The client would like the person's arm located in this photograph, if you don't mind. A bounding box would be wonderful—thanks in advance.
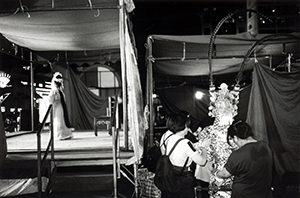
[215,167,232,179]
[190,146,207,166]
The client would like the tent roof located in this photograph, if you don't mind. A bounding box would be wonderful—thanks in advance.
[149,32,300,77]
[0,0,135,53]
[0,0,135,84]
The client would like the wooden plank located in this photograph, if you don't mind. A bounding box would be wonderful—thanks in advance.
[55,158,130,167]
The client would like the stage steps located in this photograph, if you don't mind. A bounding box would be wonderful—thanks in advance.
[50,164,114,192]
[3,148,135,197]
[49,159,134,197]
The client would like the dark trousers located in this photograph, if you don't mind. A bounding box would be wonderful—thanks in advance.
[196,179,210,198]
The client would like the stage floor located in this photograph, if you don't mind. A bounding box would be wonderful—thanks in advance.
[2,130,135,197]
[5,129,134,163]
[6,129,126,152]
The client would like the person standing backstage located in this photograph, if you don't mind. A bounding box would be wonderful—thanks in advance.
[49,72,73,140]
[215,120,273,198]
[159,112,209,198]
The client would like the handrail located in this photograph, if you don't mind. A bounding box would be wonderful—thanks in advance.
[111,93,138,197]
[37,104,53,198]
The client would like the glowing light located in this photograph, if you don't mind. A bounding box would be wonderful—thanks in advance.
[195,91,204,99]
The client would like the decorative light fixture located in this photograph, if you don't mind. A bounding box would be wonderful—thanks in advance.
[202,9,275,197]
[208,83,239,126]
[201,83,239,197]
[0,72,11,88]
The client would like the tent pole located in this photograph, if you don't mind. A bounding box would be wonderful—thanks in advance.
[30,52,34,131]
[119,0,128,151]
[146,36,154,147]
[0,6,119,14]
[247,0,258,35]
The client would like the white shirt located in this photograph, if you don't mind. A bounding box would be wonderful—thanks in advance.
[160,130,198,167]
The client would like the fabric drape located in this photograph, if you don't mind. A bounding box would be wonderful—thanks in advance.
[246,61,300,177]
[54,64,108,130]
[0,111,7,175]
[124,13,145,164]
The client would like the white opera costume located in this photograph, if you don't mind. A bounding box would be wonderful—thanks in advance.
[48,72,73,140]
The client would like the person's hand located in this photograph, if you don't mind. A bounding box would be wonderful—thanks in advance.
[193,142,202,153]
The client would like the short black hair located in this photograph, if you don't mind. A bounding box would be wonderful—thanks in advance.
[227,120,253,146]
[166,112,187,133]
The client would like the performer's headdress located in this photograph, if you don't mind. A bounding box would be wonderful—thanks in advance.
[53,72,63,83]
[51,72,64,90]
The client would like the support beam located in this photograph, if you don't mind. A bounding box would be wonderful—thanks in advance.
[119,0,128,151]
[247,0,258,36]
[146,36,154,148]
[30,52,34,131]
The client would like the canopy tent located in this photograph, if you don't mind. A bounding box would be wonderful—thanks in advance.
[0,0,144,133]
[0,0,135,51]
[146,32,300,130]
[147,32,299,77]
[0,0,145,189]
[0,0,135,127]
[146,32,300,178]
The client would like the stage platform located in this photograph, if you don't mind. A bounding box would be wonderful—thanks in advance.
[2,130,136,197]
[5,129,134,165]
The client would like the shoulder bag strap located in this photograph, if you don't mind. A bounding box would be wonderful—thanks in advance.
[167,138,184,156]
[180,157,189,174]
[168,138,190,174]
[161,133,173,149]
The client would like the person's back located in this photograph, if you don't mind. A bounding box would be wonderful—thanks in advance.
[226,141,273,198]
[216,120,273,198]
[157,112,208,198]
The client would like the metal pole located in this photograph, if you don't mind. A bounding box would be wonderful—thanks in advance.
[30,52,34,131]
[146,36,154,147]
[112,126,118,198]
[119,0,128,150]
[134,163,139,198]
[50,109,54,162]
[37,128,42,198]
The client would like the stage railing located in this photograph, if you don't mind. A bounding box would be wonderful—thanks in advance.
[109,94,138,198]
[37,104,53,198]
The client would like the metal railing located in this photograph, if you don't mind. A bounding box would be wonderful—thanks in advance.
[37,104,53,198]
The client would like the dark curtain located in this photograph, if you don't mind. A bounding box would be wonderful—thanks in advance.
[54,64,108,130]
[0,111,7,176]
[156,85,212,131]
[156,84,251,131]
[246,62,300,177]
